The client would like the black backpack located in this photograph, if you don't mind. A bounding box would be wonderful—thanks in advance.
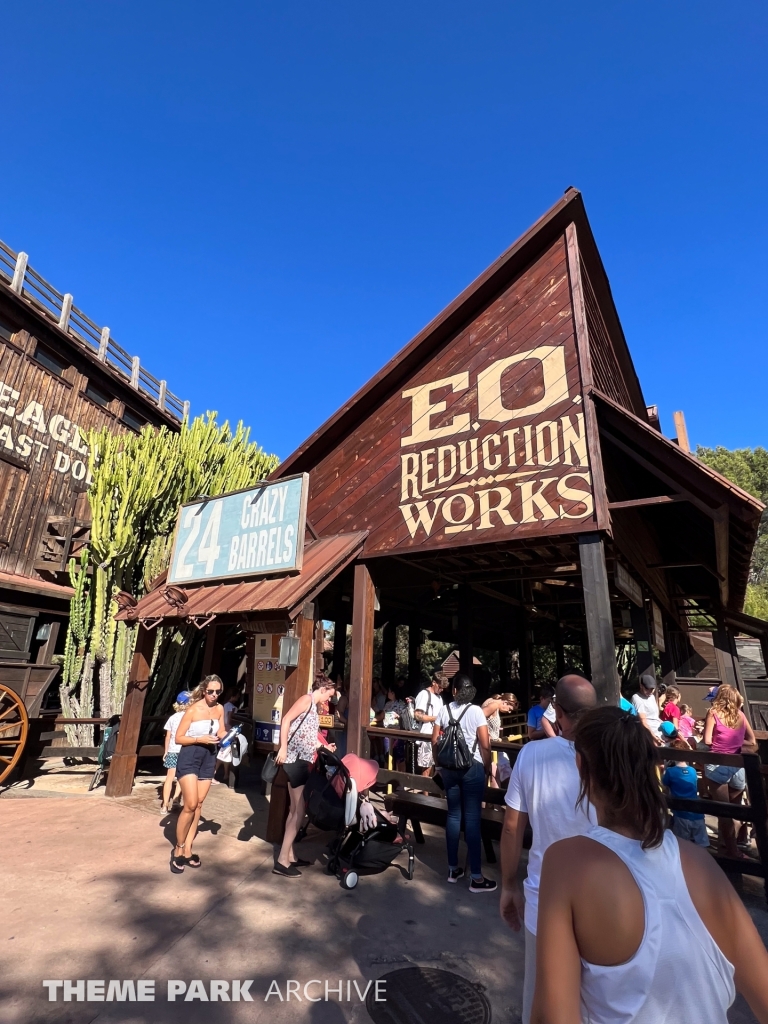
[100,716,121,764]
[435,704,476,771]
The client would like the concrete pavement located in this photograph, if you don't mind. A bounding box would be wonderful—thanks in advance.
[1,767,766,1024]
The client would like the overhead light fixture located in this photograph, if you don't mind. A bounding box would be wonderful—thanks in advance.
[279,629,300,668]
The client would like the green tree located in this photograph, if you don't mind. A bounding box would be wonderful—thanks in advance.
[60,414,278,743]
[697,445,768,619]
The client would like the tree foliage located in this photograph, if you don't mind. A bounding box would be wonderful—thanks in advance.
[697,445,768,620]
[60,414,278,742]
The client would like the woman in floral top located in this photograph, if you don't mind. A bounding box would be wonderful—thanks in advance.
[274,675,337,877]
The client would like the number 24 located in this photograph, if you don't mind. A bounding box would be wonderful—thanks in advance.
[175,502,222,578]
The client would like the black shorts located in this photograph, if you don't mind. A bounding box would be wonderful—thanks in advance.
[282,758,312,789]
[176,743,217,781]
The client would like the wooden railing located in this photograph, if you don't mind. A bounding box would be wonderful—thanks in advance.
[0,239,188,422]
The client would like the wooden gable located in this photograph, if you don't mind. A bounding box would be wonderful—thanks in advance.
[277,190,649,559]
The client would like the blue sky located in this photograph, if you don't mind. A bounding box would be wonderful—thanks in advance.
[1,2,765,460]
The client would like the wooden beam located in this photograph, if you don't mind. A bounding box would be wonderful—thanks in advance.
[607,495,685,510]
[673,411,690,453]
[265,605,314,843]
[331,613,347,681]
[578,533,620,705]
[347,563,375,756]
[630,602,654,678]
[381,620,396,689]
[314,619,325,678]
[713,506,730,607]
[408,616,421,692]
[105,624,156,797]
[458,584,473,679]
[200,623,219,678]
[565,223,611,532]
[647,562,724,581]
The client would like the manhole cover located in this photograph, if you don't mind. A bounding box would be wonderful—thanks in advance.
[366,967,491,1024]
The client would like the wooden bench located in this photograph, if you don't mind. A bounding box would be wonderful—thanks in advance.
[376,768,528,864]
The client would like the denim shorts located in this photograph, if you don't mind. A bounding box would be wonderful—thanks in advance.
[672,816,709,847]
[704,764,746,791]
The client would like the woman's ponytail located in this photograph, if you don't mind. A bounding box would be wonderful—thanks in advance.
[574,706,667,849]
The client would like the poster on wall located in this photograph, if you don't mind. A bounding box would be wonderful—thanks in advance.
[251,634,286,744]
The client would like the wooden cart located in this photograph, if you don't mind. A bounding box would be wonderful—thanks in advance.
[0,663,60,785]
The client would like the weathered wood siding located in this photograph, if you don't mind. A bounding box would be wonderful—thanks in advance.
[307,236,600,556]
[0,294,176,580]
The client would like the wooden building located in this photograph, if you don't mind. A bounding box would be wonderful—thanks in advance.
[0,239,187,711]
[113,188,764,798]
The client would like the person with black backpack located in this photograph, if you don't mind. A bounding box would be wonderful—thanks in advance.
[431,673,496,893]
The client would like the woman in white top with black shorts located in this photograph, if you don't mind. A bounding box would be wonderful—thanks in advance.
[171,674,226,873]
[533,705,768,1023]
[431,673,495,893]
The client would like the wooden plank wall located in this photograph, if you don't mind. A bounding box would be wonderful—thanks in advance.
[306,236,599,556]
[580,257,634,412]
[0,306,172,580]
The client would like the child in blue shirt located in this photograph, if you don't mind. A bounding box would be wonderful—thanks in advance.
[662,739,709,847]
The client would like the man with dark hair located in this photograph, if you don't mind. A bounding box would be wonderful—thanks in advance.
[500,673,598,1024]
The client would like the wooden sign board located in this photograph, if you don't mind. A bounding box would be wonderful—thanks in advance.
[168,473,309,585]
[305,238,598,555]
[615,561,643,607]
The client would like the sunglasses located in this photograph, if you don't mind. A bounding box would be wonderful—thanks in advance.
[205,688,222,696]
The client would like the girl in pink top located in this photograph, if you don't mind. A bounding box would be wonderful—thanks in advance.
[702,685,756,858]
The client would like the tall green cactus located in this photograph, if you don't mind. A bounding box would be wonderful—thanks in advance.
[60,413,278,726]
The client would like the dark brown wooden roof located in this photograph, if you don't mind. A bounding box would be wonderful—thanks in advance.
[116,531,367,625]
[593,390,763,612]
[275,188,647,479]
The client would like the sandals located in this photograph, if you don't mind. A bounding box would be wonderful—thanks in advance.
[186,854,201,868]
[170,851,186,874]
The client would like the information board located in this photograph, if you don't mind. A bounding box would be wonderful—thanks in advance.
[168,473,308,585]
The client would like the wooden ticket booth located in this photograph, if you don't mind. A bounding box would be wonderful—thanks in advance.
[108,189,763,834]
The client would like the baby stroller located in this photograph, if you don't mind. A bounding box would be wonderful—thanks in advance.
[303,748,415,890]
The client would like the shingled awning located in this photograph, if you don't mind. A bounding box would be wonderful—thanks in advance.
[115,531,367,629]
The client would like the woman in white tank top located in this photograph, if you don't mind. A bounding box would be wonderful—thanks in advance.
[533,706,768,1024]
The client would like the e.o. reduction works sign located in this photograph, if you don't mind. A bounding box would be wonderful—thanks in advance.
[168,474,309,585]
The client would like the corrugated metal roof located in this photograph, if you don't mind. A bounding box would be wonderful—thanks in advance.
[0,570,74,600]
[116,532,367,625]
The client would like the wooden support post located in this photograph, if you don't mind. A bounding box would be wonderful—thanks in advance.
[499,647,511,690]
[630,603,655,679]
[243,633,256,717]
[408,618,421,692]
[98,326,110,361]
[659,618,676,689]
[348,563,375,757]
[131,355,140,388]
[458,584,473,679]
[314,619,325,678]
[382,620,396,689]
[519,618,534,708]
[105,624,156,797]
[555,621,566,679]
[578,532,620,705]
[58,293,73,333]
[331,618,347,681]
[265,606,315,844]
[11,251,28,294]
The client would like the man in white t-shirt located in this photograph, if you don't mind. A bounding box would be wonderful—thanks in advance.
[500,674,597,1024]
[414,673,448,774]
[632,673,662,741]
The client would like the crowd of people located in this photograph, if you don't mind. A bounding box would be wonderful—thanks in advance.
[157,663,768,1020]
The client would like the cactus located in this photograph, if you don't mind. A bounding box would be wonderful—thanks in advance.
[60,413,278,727]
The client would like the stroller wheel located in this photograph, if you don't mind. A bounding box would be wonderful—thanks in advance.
[340,869,359,890]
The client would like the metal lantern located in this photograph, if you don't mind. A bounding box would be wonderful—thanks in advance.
[279,632,300,668]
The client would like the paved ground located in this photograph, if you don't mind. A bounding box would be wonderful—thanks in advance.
[1,761,766,1024]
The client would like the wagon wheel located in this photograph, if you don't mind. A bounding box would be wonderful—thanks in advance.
[0,683,29,785]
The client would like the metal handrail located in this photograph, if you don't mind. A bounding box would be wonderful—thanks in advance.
[0,239,189,422]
